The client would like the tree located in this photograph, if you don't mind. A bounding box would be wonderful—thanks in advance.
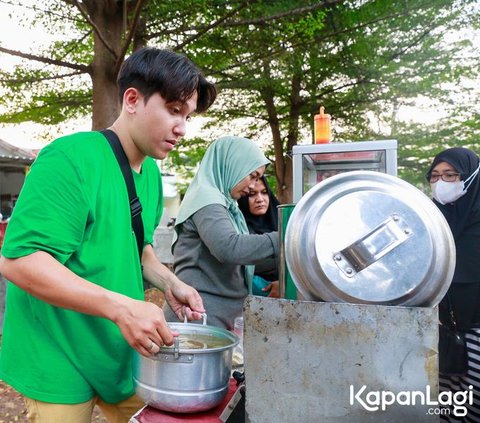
[184,0,480,200]
[1,0,479,202]
[0,0,149,128]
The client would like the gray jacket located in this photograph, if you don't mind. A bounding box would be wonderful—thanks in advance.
[163,203,279,329]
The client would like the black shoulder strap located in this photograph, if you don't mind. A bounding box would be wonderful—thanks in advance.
[101,129,144,261]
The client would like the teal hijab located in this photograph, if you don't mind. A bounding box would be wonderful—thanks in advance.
[173,136,270,292]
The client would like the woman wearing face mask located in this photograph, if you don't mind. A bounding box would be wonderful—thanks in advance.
[426,147,480,421]
[238,176,280,298]
[163,136,279,330]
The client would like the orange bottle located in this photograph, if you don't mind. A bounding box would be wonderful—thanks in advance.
[314,106,331,144]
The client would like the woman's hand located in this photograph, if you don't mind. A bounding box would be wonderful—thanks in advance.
[264,281,280,298]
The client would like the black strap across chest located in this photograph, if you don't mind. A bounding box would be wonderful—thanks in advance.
[101,129,144,261]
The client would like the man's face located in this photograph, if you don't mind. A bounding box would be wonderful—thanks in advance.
[130,90,198,160]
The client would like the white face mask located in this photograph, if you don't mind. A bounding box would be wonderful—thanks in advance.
[431,163,480,205]
[432,180,466,205]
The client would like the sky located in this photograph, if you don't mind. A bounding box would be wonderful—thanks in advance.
[0,0,75,148]
[0,1,477,150]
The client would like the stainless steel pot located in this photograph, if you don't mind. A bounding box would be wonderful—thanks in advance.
[133,314,239,413]
[285,170,455,306]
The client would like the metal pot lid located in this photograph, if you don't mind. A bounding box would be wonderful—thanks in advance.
[285,170,455,306]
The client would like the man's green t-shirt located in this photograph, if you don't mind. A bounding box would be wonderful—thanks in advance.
[0,131,163,404]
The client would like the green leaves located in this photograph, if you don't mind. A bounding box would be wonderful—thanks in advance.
[0,0,478,200]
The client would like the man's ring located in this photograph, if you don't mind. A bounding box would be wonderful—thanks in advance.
[148,341,154,351]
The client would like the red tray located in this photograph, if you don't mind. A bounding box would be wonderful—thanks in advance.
[130,378,239,422]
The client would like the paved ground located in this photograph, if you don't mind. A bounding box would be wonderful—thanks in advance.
[0,377,28,423]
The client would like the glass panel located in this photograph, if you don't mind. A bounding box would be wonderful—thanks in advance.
[302,150,387,197]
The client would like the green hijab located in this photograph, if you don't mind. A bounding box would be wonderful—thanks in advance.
[173,135,270,292]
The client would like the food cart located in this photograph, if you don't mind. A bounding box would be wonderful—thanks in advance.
[242,140,452,422]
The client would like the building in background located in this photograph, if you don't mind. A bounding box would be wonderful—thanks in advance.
[0,138,37,249]
[153,172,181,269]
[0,138,37,219]
[159,173,180,226]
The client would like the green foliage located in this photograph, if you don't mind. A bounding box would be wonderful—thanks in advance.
[162,137,211,195]
[177,0,480,187]
[0,67,90,125]
[396,113,480,189]
[0,0,479,196]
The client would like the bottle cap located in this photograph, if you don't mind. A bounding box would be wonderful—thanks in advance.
[315,106,331,120]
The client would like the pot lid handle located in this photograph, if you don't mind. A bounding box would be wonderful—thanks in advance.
[333,213,412,277]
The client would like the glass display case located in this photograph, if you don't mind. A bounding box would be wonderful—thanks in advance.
[292,140,397,203]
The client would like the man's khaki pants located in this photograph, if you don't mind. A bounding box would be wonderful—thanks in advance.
[24,394,145,423]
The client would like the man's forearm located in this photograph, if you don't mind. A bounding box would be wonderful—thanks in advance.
[141,244,180,292]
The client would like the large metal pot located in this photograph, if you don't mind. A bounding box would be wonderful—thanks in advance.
[133,315,239,413]
[285,170,455,306]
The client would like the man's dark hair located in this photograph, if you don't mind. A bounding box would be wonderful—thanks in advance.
[117,47,216,113]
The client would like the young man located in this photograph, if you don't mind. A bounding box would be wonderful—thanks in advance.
[0,47,216,422]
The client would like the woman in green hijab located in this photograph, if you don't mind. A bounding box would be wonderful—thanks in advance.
[163,136,279,329]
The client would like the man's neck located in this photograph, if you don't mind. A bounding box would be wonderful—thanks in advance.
[108,122,144,173]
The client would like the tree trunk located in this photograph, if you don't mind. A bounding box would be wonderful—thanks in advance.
[84,1,125,129]
[261,87,288,202]
[278,160,293,204]
[279,75,302,204]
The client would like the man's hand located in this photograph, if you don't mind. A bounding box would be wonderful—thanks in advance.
[141,244,205,322]
[164,280,205,322]
[112,297,179,358]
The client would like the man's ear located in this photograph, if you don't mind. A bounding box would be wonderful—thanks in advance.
[123,87,141,114]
